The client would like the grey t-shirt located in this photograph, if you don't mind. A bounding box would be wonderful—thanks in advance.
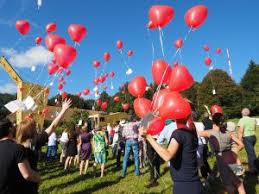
[208,130,231,153]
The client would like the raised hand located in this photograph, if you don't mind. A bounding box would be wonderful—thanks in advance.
[62,98,72,111]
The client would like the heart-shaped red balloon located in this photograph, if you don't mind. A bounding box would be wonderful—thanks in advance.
[149,5,175,28]
[93,60,101,68]
[48,63,59,75]
[61,92,68,99]
[133,98,152,118]
[128,76,147,97]
[122,103,130,111]
[216,48,221,54]
[46,22,57,33]
[116,40,123,49]
[184,5,208,29]
[16,20,30,35]
[68,24,87,43]
[158,91,191,120]
[110,71,115,77]
[152,88,170,112]
[45,34,66,52]
[54,44,77,69]
[35,37,42,45]
[210,105,223,115]
[77,92,81,97]
[152,59,172,85]
[147,117,165,136]
[114,96,120,102]
[204,57,212,66]
[57,83,63,91]
[101,102,108,111]
[103,52,111,62]
[96,99,102,107]
[168,64,194,92]
[83,89,90,95]
[203,44,209,52]
[174,38,183,49]
[127,50,133,57]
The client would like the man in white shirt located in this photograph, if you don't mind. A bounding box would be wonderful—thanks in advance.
[47,132,57,161]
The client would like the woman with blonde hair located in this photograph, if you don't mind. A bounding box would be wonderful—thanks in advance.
[16,98,72,194]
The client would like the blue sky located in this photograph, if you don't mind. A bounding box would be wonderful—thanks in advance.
[0,0,259,98]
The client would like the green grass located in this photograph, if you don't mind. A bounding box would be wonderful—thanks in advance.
[39,127,259,194]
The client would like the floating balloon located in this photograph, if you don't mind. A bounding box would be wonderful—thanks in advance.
[204,57,212,66]
[77,92,81,97]
[152,60,172,85]
[169,64,194,92]
[96,99,101,107]
[58,66,64,73]
[203,44,209,52]
[133,98,152,118]
[147,20,156,30]
[45,34,66,52]
[147,117,165,136]
[58,83,63,91]
[148,5,175,28]
[68,24,87,43]
[99,76,106,83]
[174,38,184,49]
[61,92,68,99]
[104,73,109,78]
[114,96,120,102]
[103,52,111,62]
[116,40,123,49]
[59,77,64,82]
[93,60,101,68]
[152,88,170,111]
[128,76,147,97]
[101,102,108,111]
[35,37,42,45]
[127,50,133,57]
[66,69,71,76]
[16,20,30,35]
[46,22,57,33]
[184,5,208,29]
[216,48,221,54]
[48,63,59,75]
[211,105,223,115]
[122,103,130,111]
[158,92,191,120]
[53,44,77,69]
[83,89,90,95]
[94,78,99,85]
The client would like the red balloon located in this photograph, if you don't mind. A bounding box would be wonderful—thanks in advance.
[59,77,64,82]
[211,105,223,115]
[116,40,123,49]
[35,37,42,45]
[16,20,30,35]
[83,89,90,95]
[147,117,165,136]
[45,34,66,52]
[93,60,101,68]
[48,63,59,75]
[184,5,208,29]
[152,88,170,111]
[110,71,115,77]
[46,22,57,33]
[96,99,102,107]
[203,44,209,52]
[53,44,77,69]
[128,76,147,97]
[152,60,172,85]
[148,5,175,28]
[158,92,191,120]
[57,83,63,91]
[114,96,120,102]
[169,64,194,92]
[68,24,87,43]
[61,92,68,99]
[101,102,108,111]
[147,20,156,30]
[104,73,109,78]
[216,48,221,54]
[58,66,64,73]
[204,57,212,66]
[66,69,71,76]
[103,52,111,62]
[77,92,81,97]
[122,103,130,111]
[128,50,133,57]
[42,107,49,114]
[99,76,106,83]
[174,38,184,49]
[134,98,152,118]
[94,78,99,85]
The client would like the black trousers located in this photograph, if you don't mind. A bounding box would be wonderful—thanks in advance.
[146,141,160,183]
[200,144,212,178]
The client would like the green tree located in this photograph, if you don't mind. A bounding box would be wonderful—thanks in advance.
[0,93,16,119]
[69,111,89,126]
[197,69,242,118]
[182,82,200,110]
[240,61,259,115]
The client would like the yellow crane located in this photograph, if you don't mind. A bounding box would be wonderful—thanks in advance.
[0,56,49,130]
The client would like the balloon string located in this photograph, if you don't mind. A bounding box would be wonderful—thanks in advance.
[147,29,155,64]
[158,27,165,58]
[118,49,130,72]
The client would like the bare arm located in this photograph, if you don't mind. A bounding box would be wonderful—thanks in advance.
[45,99,72,136]
[198,130,211,138]
[18,160,41,183]
[238,127,244,141]
[230,133,244,151]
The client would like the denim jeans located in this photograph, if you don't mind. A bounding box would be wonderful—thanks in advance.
[243,135,258,173]
[122,139,140,177]
[47,145,57,160]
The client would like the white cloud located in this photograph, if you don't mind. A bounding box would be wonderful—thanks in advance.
[0,83,17,94]
[1,46,53,68]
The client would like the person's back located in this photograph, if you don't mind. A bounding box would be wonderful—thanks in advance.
[0,139,25,194]
[93,131,105,153]
[170,128,199,182]
[238,116,256,137]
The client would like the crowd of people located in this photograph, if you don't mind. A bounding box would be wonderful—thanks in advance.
[0,97,258,194]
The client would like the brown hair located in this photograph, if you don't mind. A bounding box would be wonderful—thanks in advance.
[16,120,37,144]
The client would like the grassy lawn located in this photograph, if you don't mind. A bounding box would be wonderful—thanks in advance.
[39,127,259,194]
